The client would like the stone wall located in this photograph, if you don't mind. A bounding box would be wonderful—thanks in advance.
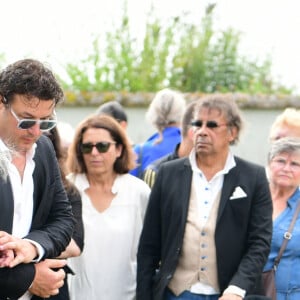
[63,91,300,109]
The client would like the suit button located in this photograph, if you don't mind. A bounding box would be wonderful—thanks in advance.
[166,274,173,279]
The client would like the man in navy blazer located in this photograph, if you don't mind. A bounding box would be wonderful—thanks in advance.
[137,95,273,300]
[0,59,74,299]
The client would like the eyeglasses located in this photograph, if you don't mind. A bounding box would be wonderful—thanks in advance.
[191,120,228,129]
[271,158,300,172]
[10,106,57,132]
[80,141,116,154]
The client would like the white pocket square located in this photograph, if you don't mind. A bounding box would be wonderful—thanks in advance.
[230,186,247,200]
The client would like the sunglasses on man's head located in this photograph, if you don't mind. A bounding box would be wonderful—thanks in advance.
[191,120,227,129]
[80,141,116,154]
[10,106,57,132]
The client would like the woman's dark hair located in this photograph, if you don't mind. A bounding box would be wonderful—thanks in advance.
[45,126,78,195]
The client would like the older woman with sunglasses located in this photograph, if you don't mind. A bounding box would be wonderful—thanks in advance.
[263,137,300,300]
[66,114,150,300]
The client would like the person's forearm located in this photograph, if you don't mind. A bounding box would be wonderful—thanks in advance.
[57,238,81,258]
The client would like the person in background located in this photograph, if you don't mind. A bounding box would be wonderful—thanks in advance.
[96,100,133,145]
[38,126,84,300]
[96,100,128,130]
[130,88,186,178]
[269,108,300,142]
[66,114,150,300]
[0,58,74,299]
[56,121,75,151]
[137,94,273,300]
[263,137,300,300]
[143,100,196,188]
[265,107,300,179]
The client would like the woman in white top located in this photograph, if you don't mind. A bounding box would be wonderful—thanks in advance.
[66,114,150,300]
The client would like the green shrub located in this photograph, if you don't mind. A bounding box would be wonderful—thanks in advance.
[61,2,290,96]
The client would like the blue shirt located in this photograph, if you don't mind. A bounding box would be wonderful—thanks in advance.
[264,188,300,297]
[130,127,181,177]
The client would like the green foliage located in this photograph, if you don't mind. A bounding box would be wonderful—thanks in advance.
[60,2,291,95]
[104,1,136,91]
[170,5,215,92]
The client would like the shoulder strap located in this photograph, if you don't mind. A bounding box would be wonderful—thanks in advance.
[274,199,300,269]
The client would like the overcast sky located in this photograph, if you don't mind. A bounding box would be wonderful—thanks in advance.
[1,0,299,93]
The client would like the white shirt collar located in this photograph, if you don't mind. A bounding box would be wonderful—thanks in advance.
[0,139,37,161]
[68,172,121,195]
[189,148,236,177]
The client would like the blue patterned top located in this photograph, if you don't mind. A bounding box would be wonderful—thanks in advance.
[264,187,300,296]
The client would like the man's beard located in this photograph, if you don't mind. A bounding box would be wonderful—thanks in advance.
[0,137,18,181]
[0,150,12,181]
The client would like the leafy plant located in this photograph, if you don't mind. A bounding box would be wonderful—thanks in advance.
[59,2,291,95]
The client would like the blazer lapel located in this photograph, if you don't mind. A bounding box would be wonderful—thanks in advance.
[31,143,47,229]
[181,159,193,214]
[217,164,240,222]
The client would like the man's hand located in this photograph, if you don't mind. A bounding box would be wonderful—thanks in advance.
[0,231,16,267]
[0,232,38,267]
[29,259,67,298]
[0,249,14,267]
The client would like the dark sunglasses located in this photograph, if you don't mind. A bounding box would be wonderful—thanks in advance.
[191,120,227,129]
[80,141,116,154]
[10,106,57,132]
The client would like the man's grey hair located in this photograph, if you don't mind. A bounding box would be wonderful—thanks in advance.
[146,88,186,132]
[268,137,300,162]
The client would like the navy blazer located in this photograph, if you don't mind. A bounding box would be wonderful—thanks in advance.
[137,156,273,300]
[0,135,75,299]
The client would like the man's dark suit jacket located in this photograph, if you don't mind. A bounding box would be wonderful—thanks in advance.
[0,135,75,299]
[137,156,273,300]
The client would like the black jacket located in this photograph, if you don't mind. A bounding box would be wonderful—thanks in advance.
[0,135,75,299]
[137,156,273,300]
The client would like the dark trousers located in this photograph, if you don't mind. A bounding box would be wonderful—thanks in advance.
[165,289,219,300]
